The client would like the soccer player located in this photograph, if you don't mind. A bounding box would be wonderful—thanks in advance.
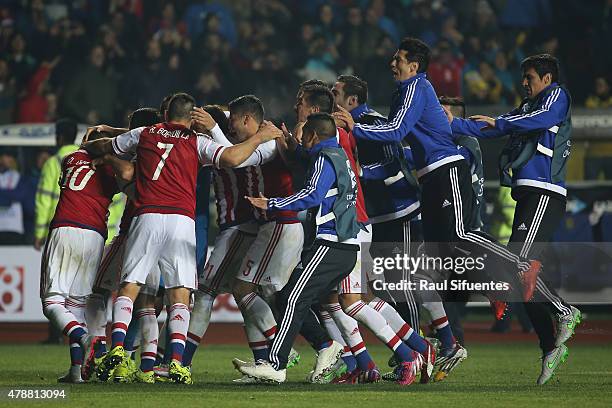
[83,93,281,384]
[445,54,581,385]
[40,130,120,383]
[86,107,163,383]
[180,102,281,372]
[287,85,431,385]
[238,112,361,383]
[332,38,530,373]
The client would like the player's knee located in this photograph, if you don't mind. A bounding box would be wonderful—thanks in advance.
[232,279,257,301]
[338,293,361,310]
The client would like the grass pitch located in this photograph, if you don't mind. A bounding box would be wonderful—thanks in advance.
[1,343,610,408]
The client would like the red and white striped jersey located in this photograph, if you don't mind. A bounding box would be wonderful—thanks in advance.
[213,149,298,228]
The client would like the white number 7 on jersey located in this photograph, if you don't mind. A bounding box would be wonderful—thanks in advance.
[152,142,174,180]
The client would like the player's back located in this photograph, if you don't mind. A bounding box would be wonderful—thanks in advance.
[51,150,118,239]
[134,123,200,219]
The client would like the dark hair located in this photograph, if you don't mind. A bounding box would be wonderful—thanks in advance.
[337,75,368,104]
[303,112,337,140]
[520,54,559,83]
[129,107,160,129]
[302,84,335,114]
[203,105,230,135]
[398,37,431,73]
[167,92,196,121]
[159,94,173,117]
[228,94,264,124]
[438,96,466,118]
[55,118,77,145]
[299,78,327,90]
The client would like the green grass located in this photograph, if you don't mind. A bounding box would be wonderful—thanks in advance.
[1,343,611,407]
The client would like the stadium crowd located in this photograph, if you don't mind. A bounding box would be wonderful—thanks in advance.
[0,0,611,127]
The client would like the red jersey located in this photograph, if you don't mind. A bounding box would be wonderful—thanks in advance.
[118,199,137,234]
[338,128,368,223]
[50,150,119,239]
[112,123,226,219]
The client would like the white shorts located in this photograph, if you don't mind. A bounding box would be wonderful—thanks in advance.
[199,223,258,295]
[338,225,372,295]
[40,227,105,298]
[93,233,161,296]
[122,213,196,290]
[236,222,304,297]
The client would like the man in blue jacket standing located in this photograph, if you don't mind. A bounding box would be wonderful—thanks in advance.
[333,37,543,376]
[446,54,580,385]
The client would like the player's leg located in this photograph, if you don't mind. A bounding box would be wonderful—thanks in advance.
[40,227,104,383]
[507,192,578,385]
[183,227,255,367]
[97,214,160,380]
[159,214,199,384]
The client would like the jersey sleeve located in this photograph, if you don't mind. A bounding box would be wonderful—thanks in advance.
[352,80,425,142]
[196,135,226,168]
[268,156,335,211]
[209,125,278,167]
[495,88,569,134]
[112,127,144,155]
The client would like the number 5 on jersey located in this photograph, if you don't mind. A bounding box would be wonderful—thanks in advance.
[152,142,174,180]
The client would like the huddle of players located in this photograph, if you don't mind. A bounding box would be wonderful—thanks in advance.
[40,37,580,387]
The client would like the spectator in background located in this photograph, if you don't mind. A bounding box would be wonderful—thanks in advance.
[428,40,464,97]
[0,148,31,244]
[585,77,612,108]
[0,58,16,124]
[7,32,37,89]
[33,118,78,251]
[493,51,518,105]
[61,45,118,124]
[341,6,367,70]
[17,57,60,123]
[464,61,502,104]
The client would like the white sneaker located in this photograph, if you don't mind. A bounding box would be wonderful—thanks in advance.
[555,306,581,347]
[232,357,254,370]
[537,344,569,385]
[238,361,286,383]
[232,375,260,384]
[57,365,84,383]
[311,340,343,383]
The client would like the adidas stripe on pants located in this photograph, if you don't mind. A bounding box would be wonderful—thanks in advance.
[269,239,358,370]
[508,188,572,352]
[420,161,529,288]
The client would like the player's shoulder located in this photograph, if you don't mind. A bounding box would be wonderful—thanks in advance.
[64,149,91,164]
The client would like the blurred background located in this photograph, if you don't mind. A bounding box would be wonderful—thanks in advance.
[0,0,610,339]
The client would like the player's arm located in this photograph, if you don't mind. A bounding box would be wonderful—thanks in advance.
[217,125,281,168]
[493,89,569,134]
[33,158,59,246]
[351,84,425,142]
[83,127,144,157]
[265,156,335,211]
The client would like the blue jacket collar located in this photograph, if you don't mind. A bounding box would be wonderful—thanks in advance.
[307,136,340,156]
[396,72,426,88]
[351,103,370,120]
[532,82,558,102]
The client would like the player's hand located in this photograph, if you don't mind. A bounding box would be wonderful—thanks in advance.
[191,107,217,132]
[281,122,298,152]
[293,122,305,144]
[33,237,45,251]
[256,121,283,142]
[469,115,496,130]
[245,193,269,210]
[332,105,355,130]
[441,105,454,123]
